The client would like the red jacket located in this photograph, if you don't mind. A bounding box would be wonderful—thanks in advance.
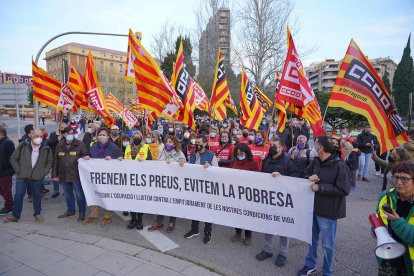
[230,158,259,172]
[248,144,270,171]
[215,144,235,167]
[207,135,220,153]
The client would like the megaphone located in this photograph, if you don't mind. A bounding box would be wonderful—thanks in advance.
[369,213,406,259]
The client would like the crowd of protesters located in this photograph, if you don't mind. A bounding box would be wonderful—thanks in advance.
[1,114,414,276]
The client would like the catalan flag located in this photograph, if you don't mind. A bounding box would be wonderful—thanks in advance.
[67,67,89,111]
[210,48,231,121]
[171,40,196,129]
[328,39,408,153]
[193,82,209,112]
[84,52,115,127]
[277,27,325,136]
[32,61,62,110]
[107,93,138,129]
[240,69,264,130]
[126,29,182,116]
[254,86,272,112]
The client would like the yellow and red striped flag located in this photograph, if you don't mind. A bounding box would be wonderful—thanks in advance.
[84,52,115,127]
[126,29,182,116]
[240,69,264,130]
[277,27,325,136]
[193,82,209,112]
[67,67,90,111]
[225,93,238,115]
[171,40,196,129]
[254,86,272,112]
[32,61,62,110]
[209,48,231,121]
[328,39,408,153]
[107,93,138,129]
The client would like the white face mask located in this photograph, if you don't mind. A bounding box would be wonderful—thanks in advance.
[122,141,130,147]
[33,137,42,145]
[145,138,152,144]
[248,135,255,141]
[190,139,196,145]
[87,128,92,133]
[184,132,190,139]
[169,128,174,133]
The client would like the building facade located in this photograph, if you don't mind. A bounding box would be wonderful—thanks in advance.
[199,7,231,72]
[306,57,397,92]
[0,72,32,85]
[44,43,135,103]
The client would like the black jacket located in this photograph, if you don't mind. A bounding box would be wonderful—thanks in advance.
[261,153,300,177]
[305,155,351,219]
[0,137,15,176]
[357,131,375,153]
[52,139,89,182]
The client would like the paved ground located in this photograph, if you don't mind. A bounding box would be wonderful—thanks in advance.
[0,116,383,275]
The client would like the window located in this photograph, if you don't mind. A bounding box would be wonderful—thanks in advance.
[110,63,114,72]
[82,50,85,53]
[100,61,104,71]
[119,64,123,73]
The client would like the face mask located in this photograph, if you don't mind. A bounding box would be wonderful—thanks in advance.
[111,131,119,136]
[237,156,246,161]
[342,134,347,138]
[255,137,263,144]
[222,124,228,128]
[190,139,196,145]
[87,128,92,133]
[184,132,190,139]
[243,133,248,138]
[269,146,278,156]
[168,128,174,133]
[33,137,42,145]
[165,144,175,151]
[133,138,142,145]
[232,130,238,135]
[123,141,130,147]
[262,121,266,125]
[210,132,216,138]
[296,141,305,149]
[315,146,322,155]
[66,135,74,142]
[98,136,108,143]
[221,138,229,143]
[248,135,255,141]
[231,140,236,145]
[236,135,242,139]
[176,128,180,132]
[145,138,152,144]
[196,144,204,152]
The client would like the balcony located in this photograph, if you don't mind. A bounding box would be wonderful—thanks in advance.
[322,74,337,81]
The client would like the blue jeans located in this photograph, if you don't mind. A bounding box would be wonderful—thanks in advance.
[304,215,337,276]
[53,180,60,192]
[263,234,289,256]
[13,178,43,219]
[62,181,86,214]
[358,152,372,177]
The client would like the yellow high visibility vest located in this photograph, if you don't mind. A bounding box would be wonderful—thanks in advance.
[124,144,149,160]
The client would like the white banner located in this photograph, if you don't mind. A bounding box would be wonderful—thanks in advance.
[78,159,314,243]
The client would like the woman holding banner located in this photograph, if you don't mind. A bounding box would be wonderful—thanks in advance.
[148,135,186,233]
[215,131,234,168]
[229,143,259,245]
[83,127,122,227]
[124,131,152,230]
[248,130,269,170]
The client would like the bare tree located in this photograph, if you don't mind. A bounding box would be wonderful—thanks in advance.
[233,0,296,91]
[150,21,184,62]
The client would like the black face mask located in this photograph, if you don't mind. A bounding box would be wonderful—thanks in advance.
[133,138,142,145]
[388,156,394,163]
[269,146,278,157]
[196,144,204,152]
[242,133,248,138]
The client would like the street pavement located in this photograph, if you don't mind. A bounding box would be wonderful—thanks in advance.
[0,116,382,275]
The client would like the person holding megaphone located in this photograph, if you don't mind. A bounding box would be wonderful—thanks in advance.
[375,161,414,275]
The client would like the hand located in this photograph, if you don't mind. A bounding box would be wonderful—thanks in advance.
[52,177,59,181]
[83,156,90,160]
[203,162,210,169]
[117,157,123,161]
[309,174,320,182]
[179,159,185,167]
[260,152,266,160]
[138,157,143,162]
[272,172,281,178]
[383,209,400,221]
[311,182,319,192]
[104,156,111,160]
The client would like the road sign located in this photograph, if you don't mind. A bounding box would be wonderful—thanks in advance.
[0,83,29,106]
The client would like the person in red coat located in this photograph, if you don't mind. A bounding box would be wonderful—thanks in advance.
[207,126,220,153]
[248,130,269,171]
[229,143,259,246]
[215,131,234,167]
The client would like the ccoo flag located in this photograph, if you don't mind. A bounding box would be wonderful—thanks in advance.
[328,39,408,153]
[240,69,264,130]
[193,82,210,112]
[210,48,231,121]
[276,27,325,136]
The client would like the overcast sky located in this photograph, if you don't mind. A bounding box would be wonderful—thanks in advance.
[0,0,413,76]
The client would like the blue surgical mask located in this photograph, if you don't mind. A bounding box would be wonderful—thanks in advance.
[145,138,152,144]
[66,135,74,142]
[237,156,246,161]
[210,132,216,138]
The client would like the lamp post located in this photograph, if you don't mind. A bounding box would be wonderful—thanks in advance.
[33,31,128,128]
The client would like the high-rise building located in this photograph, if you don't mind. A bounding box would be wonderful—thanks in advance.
[44,43,135,102]
[199,8,231,73]
[306,57,397,92]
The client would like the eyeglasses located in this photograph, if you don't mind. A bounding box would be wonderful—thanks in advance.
[392,175,413,183]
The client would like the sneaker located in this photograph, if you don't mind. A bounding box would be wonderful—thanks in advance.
[184,229,200,239]
[256,250,273,261]
[203,232,211,244]
[274,254,286,267]
[362,177,370,182]
[136,223,143,231]
[77,213,85,222]
[51,191,59,198]
[122,211,129,216]
[231,233,241,243]
[58,212,75,219]
[0,208,12,216]
[297,266,316,276]
[148,223,164,232]
[3,216,19,223]
[34,215,44,223]
[243,237,251,246]
[375,171,381,176]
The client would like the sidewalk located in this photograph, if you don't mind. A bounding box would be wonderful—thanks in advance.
[0,223,220,276]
